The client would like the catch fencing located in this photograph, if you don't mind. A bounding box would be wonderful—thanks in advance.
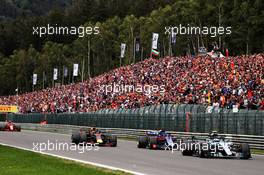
[2,104,264,136]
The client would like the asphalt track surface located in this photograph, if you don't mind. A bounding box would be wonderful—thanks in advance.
[0,130,264,175]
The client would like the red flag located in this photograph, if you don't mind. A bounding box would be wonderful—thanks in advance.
[226,49,229,57]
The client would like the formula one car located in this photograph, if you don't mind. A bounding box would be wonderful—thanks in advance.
[137,130,177,149]
[181,131,251,159]
[0,121,21,132]
[71,128,117,147]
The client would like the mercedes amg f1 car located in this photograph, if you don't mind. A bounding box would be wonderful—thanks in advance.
[181,131,251,159]
[138,130,177,149]
[0,121,21,132]
[71,128,117,147]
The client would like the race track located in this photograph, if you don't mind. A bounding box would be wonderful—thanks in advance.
[0,130,264,175]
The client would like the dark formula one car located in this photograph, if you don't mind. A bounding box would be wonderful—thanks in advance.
[181,131,251,159]
[138,130,177,149]
[0,121,21,132]
[71,128,117,147]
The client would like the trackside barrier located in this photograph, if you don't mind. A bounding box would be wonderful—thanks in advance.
[4,110,264,135]
[19,123,264,150]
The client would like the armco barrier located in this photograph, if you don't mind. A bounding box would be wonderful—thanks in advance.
[19,123,264,150]
[5,110,264,135]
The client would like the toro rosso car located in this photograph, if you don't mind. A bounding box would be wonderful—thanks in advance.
[0,121,21,132]
[181,131,251,159]
[138,130,176,149]
[71,128,117,147]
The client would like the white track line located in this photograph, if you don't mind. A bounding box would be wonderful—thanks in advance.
[0,142,146,175]
[23,129,70,136]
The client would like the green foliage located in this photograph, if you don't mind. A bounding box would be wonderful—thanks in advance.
[0,0,263,95]
[0,0,71,17]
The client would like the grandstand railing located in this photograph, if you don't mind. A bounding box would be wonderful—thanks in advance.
[3,104,264,136]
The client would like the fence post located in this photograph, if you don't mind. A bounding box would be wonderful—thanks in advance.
[185,112,190,132]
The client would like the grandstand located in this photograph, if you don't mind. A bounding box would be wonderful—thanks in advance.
[0,54,263,113]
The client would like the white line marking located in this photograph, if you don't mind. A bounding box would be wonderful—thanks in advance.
[252,154,264,157]
[0,142,146,175]
[23,129,70,136]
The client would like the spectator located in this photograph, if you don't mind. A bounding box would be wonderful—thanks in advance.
[0,54,263,113]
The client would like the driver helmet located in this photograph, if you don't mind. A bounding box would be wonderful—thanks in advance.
[210,131,218,138]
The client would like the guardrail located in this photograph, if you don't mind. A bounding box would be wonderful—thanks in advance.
[6,110,264,136]
[19,123,264,150]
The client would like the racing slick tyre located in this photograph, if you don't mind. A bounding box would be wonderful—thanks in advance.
[182,141,194,156]
[199,149,206,158]
[0,123,5,131]
[199,143,211,158]
[16,125,21,132]
[240,143,251,159]
[149,137,158,149]
[79,132,87,144]
[71,132,80,145]
[109,135,117,147]
[138,136,148,148]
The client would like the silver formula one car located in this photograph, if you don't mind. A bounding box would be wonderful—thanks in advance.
[181,131,251,159]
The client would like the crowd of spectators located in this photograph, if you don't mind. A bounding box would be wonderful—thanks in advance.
[0,54,263,113]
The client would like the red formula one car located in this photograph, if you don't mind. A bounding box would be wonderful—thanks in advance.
[0,121,21,132]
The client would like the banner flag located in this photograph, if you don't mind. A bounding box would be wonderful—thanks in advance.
[152,33,159,49]
[120,43,126,58]
[33,74,37,85]
[135,38,140,52]
[73,64,79,77]
[53,68,58,80]
[226,48,229,57]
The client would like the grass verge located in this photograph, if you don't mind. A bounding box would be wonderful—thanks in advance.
[0,145,129,175]
[251,149,264,155]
